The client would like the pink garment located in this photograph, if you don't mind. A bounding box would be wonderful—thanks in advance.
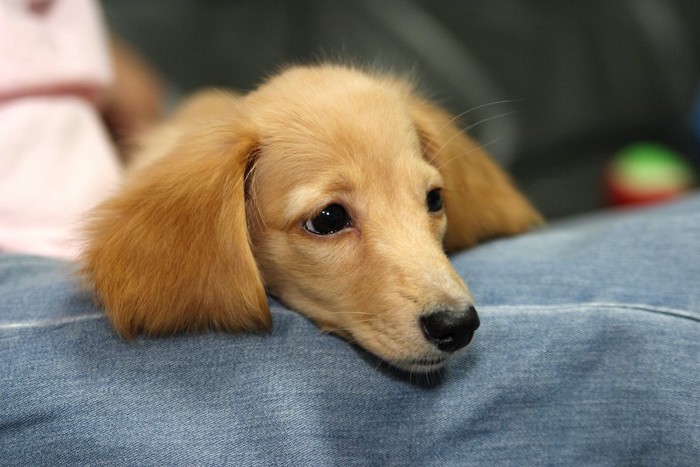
[0,0,122,259]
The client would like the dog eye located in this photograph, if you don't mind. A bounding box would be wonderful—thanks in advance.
[304,204,351,235]
[426,188,443,212]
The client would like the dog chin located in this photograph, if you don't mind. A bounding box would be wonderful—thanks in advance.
[389,355,449,373]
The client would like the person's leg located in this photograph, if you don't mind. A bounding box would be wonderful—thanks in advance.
[1,195,698,465]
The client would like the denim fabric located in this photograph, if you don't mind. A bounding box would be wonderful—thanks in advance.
[1,195,699,466]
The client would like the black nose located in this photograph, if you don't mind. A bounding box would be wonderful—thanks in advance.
[420,306,480,353]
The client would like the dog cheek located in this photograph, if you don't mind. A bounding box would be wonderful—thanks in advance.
[252,232,329,303]
[435,215,448,241]
[250,233,287,296]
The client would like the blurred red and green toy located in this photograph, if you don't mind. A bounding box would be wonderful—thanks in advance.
[605,143,697,206]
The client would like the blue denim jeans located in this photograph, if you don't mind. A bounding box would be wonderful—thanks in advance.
[1,195,699,466]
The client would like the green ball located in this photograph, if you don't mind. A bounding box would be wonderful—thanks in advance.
[612,143,695,191]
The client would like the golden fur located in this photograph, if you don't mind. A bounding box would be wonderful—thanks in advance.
[81,65,541,371]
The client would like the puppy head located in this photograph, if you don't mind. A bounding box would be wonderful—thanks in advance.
[81,65,540,372]
[244,66,540,370]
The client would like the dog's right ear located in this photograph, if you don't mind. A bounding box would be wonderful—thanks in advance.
[80,122,271,338]
[409,97,543,252]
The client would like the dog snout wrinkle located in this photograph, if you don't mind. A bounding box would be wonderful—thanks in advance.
[420,306,480,353]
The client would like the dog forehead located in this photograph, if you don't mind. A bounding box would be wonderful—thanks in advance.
[253,106,436,192]
[250,79,436,179]
[250,67,417,148]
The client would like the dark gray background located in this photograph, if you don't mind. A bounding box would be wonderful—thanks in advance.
[103,0,700,218]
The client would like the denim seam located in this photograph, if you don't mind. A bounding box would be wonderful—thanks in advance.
[484,302,700,323]
[0,312,103,330]
[1,303,697,331]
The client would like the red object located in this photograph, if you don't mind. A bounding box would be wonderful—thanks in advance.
[604,168,684,207]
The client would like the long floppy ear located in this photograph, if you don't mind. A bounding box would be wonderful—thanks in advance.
[80,122,271,338]
[410,98,543,252]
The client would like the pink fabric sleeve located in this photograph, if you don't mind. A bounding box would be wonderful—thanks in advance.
[0,0,122,259]
[0,0,112,102]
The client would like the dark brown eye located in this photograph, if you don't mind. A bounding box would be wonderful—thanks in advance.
[304,204,351,235]
[427,188,443,212]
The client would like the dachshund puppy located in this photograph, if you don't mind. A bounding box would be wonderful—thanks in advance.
[81,65,541,372]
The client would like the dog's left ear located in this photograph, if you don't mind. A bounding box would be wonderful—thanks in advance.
[410,97,543,252]
[80,123,271,338]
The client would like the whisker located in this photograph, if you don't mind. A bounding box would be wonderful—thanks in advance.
[340,311,375,317]
[374,358,385,372]
[213,87,231,98]
[464,109,520,133]
[434,135,505,171]
[422,99,522,161]
[338,334,368,347]
[429,99,522,144]
[435,98,522,136]
[427,126,466,164]
[342,319,378,327]
[427,109,518,164]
